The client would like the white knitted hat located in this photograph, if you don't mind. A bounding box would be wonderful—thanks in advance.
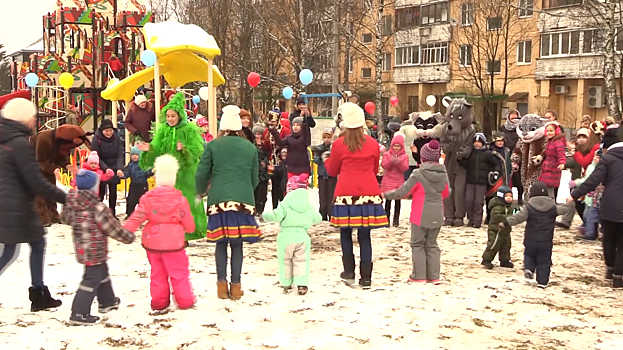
[1,98,37,124]
[340,102,365,129]
[154,154,179,187]
[220,105,242,131]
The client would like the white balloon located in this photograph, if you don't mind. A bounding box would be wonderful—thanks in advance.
[442,96,452,107]
[426,95,436,107]
[199,86,210,100]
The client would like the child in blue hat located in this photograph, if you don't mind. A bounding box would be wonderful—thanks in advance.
[122,146,153,217]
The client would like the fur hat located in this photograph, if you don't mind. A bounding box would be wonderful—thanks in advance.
[75,169,100,193]
[220,105,242,131]
[134,95,147,105]
[576,128,590,138]
[496,185,512,201]
[421,140,441,163]
[322,128,333,137]
[87,151,100,165]
[154,154,179,187]
[474,133,487,144]
[340,102,365,129]
[196,116,208,127]
[529,181,548,198]
[292,116,304,127]
[286,173,309,193]
[492,132,505,142]
[1,98,37,124]
[239,109,252,122]
[252,124,265,135]
[268,109,281,123]
[130,146,141,156]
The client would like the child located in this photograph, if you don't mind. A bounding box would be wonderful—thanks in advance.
[196,115,214,143]
[384,140,450,284]
[122,147,153,217]
[485,132,511,224]
[500,182,572,288]
[262,174,321,295]
[538,122,566,198]
[570,149,603,240]
[60,170,135,325]
[463,133,498,228]
[481,186,514,269]
[271,148,288,209]
[124,155,196,310]
[253,125,271,216]
[314,128,337,221]
[282,117,311,178]
[83,151,114,182]
[380,133,409,227]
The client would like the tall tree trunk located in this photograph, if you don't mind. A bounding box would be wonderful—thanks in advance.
[375,0,385,140]
[343,8,351,90]
[603,1,622,120]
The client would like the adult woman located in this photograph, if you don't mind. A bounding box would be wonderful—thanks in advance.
[196,105,260,300]
[91,119,124,216]
[325,102,389,289]
[0,98,67,311]
[137,92,207,240]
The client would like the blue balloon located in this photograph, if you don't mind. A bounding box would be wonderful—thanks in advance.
[299,69,313,86]
[141,50,157,67]
[25,73,39,88]
[192,95,201,104]
[282,86,294,100]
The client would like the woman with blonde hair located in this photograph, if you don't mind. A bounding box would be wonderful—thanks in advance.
[324,102,389,289]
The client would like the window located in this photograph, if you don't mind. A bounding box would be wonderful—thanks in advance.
[540,31,589,57]
[461,3,474,26]
[517,102,529,117]
[362,33,372,44]
[487,60,501,74]
[421,42,448,65]
[382,53,392,71]
[396,46,417,66]
[408,96,419,112]
[459,44,472,66]
[361,67,372,78]
[381,15,393,36]
[544,0,582,9]
[421,2,448,25]
[394,2,448,29]
[518,0,534,17]
[395,6,420,29]
[487,17,502,30]
[348,55,353,73]
[517,40,532,64]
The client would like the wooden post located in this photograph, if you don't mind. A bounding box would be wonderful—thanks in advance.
[112,100,117,125]
[124,101,130,164]
[207,59,216,137]
[154,58,161,129]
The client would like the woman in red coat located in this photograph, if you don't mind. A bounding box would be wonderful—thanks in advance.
[325,102,389,289]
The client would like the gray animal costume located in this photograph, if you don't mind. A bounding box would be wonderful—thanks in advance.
[510,114,547,201]
[440,99,475,226]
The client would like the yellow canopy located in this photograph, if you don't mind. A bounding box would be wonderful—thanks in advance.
[143,22,221,59]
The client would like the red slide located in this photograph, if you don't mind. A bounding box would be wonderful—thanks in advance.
[0,90,31,110]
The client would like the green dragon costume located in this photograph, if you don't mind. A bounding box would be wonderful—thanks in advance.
[139,92,207,240]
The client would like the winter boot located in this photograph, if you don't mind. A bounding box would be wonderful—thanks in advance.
[453,219,464,227]
[340,254,356,285]
[68,313,100,326]
[500,260,514,268]
[481,259,494,270]
[613,275,623,289]
[98,297,121,314]
[393,211,400,227]
[29,286,62,312]
[229,283,244,300]
[217,281,229,299]
[606,267,614,280]
[359,262,373,290]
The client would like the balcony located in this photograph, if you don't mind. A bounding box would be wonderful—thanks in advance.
[393,64,451,84]
[535,55,605,80]
[394,24,451,47]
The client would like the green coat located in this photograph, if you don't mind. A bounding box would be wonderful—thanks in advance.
[483,197,513,262]
[196,135,259,208]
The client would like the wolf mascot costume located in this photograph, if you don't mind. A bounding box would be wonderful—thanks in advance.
[510,114,547,201]
[440,99,475,226]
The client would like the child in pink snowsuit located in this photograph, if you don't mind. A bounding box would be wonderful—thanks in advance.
[196,116,214,143]
[124,154,196,310]
[72,151,114,187]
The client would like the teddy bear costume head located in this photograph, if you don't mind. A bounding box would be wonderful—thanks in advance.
[54,124,90,155]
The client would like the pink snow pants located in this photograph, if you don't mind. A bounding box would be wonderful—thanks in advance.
[146,250,195,310]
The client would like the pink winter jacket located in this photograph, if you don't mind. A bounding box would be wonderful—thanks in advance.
[380,133,410,192]
[124,186,195,252]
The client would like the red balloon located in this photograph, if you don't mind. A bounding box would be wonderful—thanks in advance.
[247,72,261,88]
[390,96,399,107]
[364,101,375,115]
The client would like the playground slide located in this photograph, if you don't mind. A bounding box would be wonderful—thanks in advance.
[0,90,31,110]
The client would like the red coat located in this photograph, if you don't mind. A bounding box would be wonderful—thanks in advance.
[326,135,381,197]
[108,58,123,71]
[538,135,566,188]
[573,143,600,171]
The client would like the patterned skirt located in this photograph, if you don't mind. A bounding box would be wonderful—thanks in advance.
[330,195,389,229]
[206,201,262,243]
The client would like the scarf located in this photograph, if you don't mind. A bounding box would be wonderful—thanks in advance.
[504,119,517,131]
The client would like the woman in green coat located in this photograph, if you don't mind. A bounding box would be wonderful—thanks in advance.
[136,92,207,241]
[196,105,260,300]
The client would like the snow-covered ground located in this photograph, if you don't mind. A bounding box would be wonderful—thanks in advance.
[1,186,621,350]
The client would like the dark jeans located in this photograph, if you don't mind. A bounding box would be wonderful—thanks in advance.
[215,241,243,283]
[384,200,401,222]
[71,263,116,315]
[0,237,46,287]
[524,240,553,285]
[126,182,148,216]
[254,180,269,215]
[99,181,118,216]
[583,206,600,240]
[600,220,623,276]
[318,177,337,220]
[340,228,372,263]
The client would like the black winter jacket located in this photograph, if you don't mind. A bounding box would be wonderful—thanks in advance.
[571,142,623,222]
[504,196,572,244]
[91,128,124,184]
[0,118,67,244]
[289,110,316,146]
[463,147,498,185]
[499,124,519,151]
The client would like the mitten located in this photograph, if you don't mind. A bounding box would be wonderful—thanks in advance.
[105,169,114,177]
[530,155,543,166]
[321,151,331,162]
[488,171,500,186]
[512,163,519,172]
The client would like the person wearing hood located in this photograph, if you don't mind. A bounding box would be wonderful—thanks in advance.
[384,140,451,284]
[500,110,522,202]
[262,174,322,295]
[567,132,623,289]
[122,146,153,217]
[60,169,135,325]
[380,133,410,227]
[136,92,207,241]
[91,119,125,216]
[64,104,79,126]
[482,186,514,270]
[282,116,311,178]
[288,97,316,146]
[462,133,498,228]
[125,94,155,143]
[125,155,196,311]
[0,98,68,312]
[501,182,573,289]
